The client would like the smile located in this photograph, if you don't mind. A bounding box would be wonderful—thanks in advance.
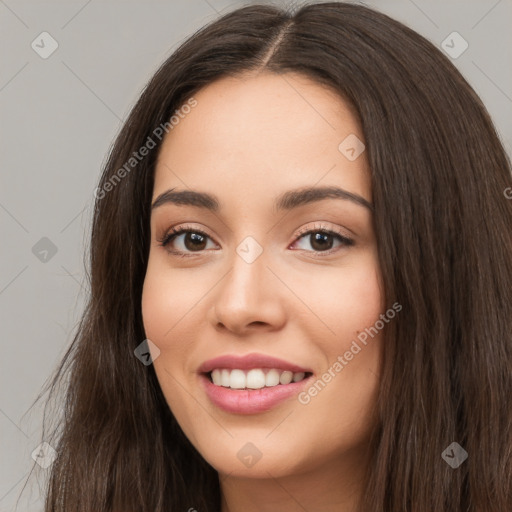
[208,368,310,389]
[197,353,314,414]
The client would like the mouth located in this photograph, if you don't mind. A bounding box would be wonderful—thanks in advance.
[199,369,314,415]
[197,353,314,414]
[203,368,313,389]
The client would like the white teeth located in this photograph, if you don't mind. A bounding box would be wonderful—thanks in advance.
[208,368,309,389]
[229,369,246,389]
[279,371,293,385]
[221,369,230,387]
[246,369,266,389]
[211,369,221,385]
[265,369,280,387]
[293,372,305,382]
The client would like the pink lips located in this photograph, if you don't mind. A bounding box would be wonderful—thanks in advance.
[198,353,313,415]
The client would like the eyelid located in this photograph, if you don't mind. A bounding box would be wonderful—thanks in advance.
[156,223,217,248]
[289,223,354,255]
[293,222,353,242]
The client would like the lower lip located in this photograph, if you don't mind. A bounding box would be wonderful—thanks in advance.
[200,373,312,414]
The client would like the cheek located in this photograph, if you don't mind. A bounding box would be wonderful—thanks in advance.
[141,278,160,339]
[141,268,199,431]
[141,266,187,387]
[141,258,196,344]
[331,258,384,381]
[294,253,383,430]
[334,262,383,333]
[298,252,384,341]
[141,273,172,349]
[141,266,192,368]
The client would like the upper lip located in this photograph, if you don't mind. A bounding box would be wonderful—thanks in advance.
[198,353,312,374]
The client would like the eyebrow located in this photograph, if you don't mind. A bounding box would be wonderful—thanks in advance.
[151,186,374,213]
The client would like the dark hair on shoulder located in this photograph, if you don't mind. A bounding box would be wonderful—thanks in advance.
[24,2,512,511]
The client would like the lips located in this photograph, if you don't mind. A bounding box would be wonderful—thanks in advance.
[197,353,314,414]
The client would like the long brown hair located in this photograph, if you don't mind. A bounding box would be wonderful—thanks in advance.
[27,2,512,511]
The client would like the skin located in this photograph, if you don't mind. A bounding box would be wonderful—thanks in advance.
[141,71,385,512]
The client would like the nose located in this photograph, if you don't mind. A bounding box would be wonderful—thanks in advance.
[208,247,287,336]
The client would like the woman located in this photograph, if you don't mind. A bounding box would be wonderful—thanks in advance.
[35,2,512,511]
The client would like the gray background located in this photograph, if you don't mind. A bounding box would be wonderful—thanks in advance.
[1,0,511,510]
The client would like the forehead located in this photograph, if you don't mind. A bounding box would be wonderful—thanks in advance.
[153,71,371,207]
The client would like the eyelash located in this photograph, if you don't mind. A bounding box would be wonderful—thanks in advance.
[156,223,354,258]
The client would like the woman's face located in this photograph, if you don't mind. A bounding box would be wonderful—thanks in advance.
[142,71,384,481]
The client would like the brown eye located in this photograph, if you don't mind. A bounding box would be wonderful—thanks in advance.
[181,232,208,251]
[292,227,354,255]
[158,227,216,255]
[308,232,335,251]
